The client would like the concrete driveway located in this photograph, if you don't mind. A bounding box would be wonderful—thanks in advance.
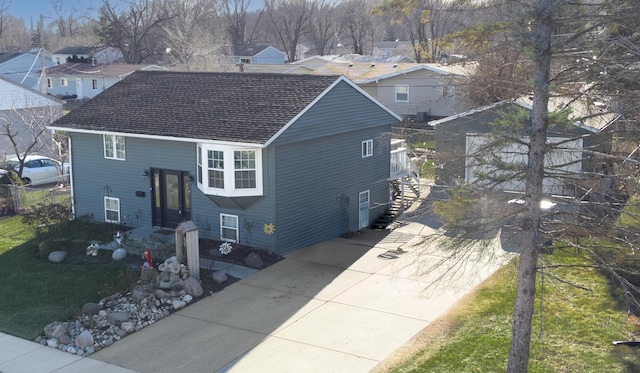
[86,222,513,373]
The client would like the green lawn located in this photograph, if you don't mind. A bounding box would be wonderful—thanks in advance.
[0,215,135,340]
[383,252,640,372]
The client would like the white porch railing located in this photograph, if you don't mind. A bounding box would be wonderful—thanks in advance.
[390,147,409,179]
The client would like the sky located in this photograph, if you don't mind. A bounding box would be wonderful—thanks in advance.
[6,0,101,23]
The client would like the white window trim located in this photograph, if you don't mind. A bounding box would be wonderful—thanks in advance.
[47,78,53,88]
[220,213,239,243]
[92,79,98,90]
[197,144,263,197]
[362,139,374,158]
[60,78,68,86]
[103,134,126,160]
[395,85,409,102]
[104,196,120,223]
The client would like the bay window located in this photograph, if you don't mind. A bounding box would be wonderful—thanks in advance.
[197,144,262,196]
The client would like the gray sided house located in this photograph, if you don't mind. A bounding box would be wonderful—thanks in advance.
[49,71,400,256]
[0,76,63,159]
[0,52,55,90]
[433,99,614,197]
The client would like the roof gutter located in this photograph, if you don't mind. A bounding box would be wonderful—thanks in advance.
[46,126,266,148]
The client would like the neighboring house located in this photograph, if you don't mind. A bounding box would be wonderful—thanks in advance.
[46,63,163,100]
[345,54,417,64]
[48,71,400,256]
[0,51,55,91]
[0,76,63,159]
[310,62,474,121]
[227,63,315,74]
[291,55,351,69]
[51,46,124,65]
[432,99,616,197]
[225,44,287,65]
[372,41,416,58]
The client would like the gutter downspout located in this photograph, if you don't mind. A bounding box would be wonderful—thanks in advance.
[67,135,75,218]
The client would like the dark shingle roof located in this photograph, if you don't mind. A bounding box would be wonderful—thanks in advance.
[52,71,340,144]
[53,46,95,55]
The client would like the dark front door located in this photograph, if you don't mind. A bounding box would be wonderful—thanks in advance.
[151,169,191,228]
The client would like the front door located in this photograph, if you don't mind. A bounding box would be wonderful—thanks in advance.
[359,190,370,229]
[151,169,191,228]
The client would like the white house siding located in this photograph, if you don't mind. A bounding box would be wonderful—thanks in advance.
[465,134,583,196]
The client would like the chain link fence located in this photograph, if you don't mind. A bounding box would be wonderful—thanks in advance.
[0,184,71,216]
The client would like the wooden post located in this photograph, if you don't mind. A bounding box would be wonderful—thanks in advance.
[175,221,200,280]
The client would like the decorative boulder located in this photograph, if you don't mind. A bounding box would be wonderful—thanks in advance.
[171,300,187,310]
[182,276,204,297]
[112,248,127,261]
[107,312,130,327]
[244,252,264,269]
[44,322,68,339]
[48,251,67,263]
[211,270,228,284]
[75,330,94,349]
[81,302,102,316]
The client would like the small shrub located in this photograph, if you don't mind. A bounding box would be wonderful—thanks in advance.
[98,268,140,298]
[0,170,22,187]
[36,239,54,259]
[21,203,72,236]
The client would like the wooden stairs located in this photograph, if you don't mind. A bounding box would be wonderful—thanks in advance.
[372,178,421,230]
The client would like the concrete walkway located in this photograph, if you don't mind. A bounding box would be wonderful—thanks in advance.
[1,205,514,372]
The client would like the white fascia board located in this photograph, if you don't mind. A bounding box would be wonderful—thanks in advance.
[262,75,401,147]
[357,64,457,84]
[46,126,266,148]
[429,100,512,127]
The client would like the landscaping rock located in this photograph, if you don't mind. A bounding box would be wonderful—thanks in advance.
[211,270,228,283]
[112,248,127,261]
[44,321,68,339]
[132,285,149,303]
[182,276,203,297]
[244,252,263,269]
[107,312,130,326]
[154,289,166,299]
[172,300,187,310]
[48,250,67,263]
[120,322,135,334]
[75,330,94,349]
[47,338,59,348]
[58,334,71,345]
[81,302,102,315]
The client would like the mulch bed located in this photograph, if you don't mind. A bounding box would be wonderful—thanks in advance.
[38,238,283,296]
[197,239,283,295]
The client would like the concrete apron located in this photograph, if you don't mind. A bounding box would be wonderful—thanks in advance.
[88,225,513,373]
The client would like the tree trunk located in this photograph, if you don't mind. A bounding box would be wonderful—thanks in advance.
[506,0,557,371]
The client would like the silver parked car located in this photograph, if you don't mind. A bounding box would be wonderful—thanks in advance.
[0,155,69,186]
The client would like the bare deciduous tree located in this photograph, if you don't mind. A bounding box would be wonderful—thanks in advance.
[96,0,172,64]
[0,99,64,178]
[306,0,340,56]
[265,0,313,62]
[157,0,218,69]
